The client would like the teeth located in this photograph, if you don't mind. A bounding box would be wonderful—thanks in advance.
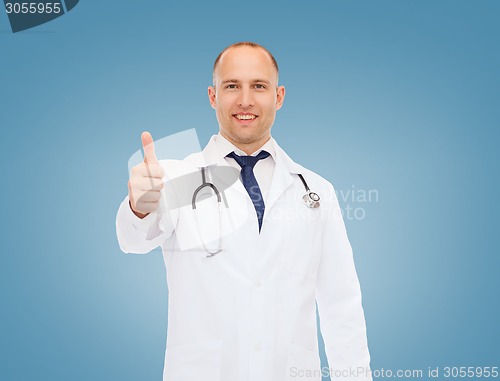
[235,114,256,120]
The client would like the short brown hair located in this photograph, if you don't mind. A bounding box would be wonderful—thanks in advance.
[212,42,279,84]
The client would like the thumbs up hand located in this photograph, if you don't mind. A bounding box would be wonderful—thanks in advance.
[128,131,165,218]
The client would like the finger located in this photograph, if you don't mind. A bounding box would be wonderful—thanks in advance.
[137,191,162,203]
[141,131,158,163]
[144,162,164,179]
[131,162,164,179]
[134,178,164,191]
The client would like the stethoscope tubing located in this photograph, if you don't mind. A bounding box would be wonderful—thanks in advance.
[191,167,321,256]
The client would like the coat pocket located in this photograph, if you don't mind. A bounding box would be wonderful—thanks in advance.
[163,340,222,381]
[286,343,322,381]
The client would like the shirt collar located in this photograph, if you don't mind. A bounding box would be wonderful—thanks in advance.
[215,133,277,162]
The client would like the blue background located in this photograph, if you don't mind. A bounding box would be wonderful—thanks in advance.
[1,1,498,380]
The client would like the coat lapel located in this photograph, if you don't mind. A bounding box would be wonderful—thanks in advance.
[187,135,226,168]
[186,136,305,215]
[265,142,303,214]
[187,136,249,200]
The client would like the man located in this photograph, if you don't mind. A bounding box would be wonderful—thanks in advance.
[116,42,371,381]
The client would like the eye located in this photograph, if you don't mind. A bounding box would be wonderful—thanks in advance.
[225,84,238,89]
[254,84,267,89]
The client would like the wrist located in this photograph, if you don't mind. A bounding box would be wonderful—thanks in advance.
[129,200,149,219]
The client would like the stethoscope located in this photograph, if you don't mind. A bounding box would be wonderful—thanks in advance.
[192,167,320,256]
[297,174,321,209]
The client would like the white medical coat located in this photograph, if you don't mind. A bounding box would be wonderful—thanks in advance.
[116,136,371,381]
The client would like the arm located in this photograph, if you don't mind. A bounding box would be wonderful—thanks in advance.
[315,184,371,380]
[116,195,174,254]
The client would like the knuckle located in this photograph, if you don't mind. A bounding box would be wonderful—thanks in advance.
[151,164,164,176]
[154,179,164,189]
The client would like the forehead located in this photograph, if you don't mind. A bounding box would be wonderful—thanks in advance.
[214,46,277,83]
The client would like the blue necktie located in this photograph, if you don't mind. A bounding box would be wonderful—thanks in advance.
[227,150,270,232]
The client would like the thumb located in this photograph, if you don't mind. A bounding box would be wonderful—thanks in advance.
[141,131,158,163]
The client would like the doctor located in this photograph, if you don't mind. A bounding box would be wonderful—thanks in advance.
[116,42,371,381]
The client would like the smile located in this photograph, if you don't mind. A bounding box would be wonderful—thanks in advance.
[233,114,257,120]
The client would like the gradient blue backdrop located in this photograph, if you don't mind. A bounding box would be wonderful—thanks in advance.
[1,1,498,380]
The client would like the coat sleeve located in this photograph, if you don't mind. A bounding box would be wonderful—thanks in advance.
[115,195,175,254]
[315,183,372,381]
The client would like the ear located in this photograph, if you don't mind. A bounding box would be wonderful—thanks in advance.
[275,85,286,111]
[208,86,217,109]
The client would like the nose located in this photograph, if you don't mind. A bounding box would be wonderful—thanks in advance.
[237,87,254,108]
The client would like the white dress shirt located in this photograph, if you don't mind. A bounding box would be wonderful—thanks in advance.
[215,133,276,202]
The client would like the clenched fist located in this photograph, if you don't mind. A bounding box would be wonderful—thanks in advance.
[128,131,164,218]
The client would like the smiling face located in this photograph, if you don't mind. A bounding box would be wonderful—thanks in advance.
[208,46,285,154]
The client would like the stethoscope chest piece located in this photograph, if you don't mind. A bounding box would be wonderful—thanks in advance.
[303,191,320,208]
[298,173,320,209]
